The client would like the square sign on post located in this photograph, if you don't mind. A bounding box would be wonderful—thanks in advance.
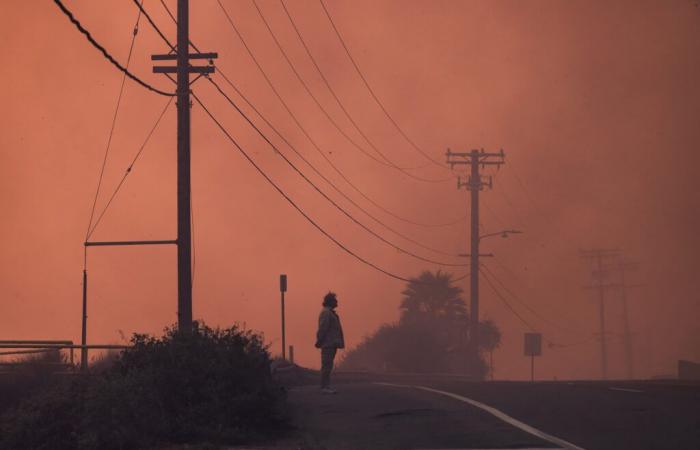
[524,332,542,356]
[280,274,287,292]
[524,332,542,382]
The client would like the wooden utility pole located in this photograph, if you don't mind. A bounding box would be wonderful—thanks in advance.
[280,274,287,360]
[176,0,193,333]
[581,248,620,380]
[81,269,88,371]
[605,260,640,379]
[152,0,216,333]
[447,149,504,377]
[618,262,637,379]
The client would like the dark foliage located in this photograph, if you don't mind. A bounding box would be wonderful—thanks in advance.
[0,349,70,415]
[339,271,501,377]
[0,324,288,450]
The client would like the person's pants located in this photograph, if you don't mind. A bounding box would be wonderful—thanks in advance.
[320,347,337,388]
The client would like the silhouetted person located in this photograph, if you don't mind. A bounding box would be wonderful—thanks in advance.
[315,292,345,394]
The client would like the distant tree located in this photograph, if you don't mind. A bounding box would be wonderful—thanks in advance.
[399,270,466,324]
[339,270,501,378]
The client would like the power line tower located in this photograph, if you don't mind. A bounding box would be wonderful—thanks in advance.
[581,248,620,380]
[446,148,505,377]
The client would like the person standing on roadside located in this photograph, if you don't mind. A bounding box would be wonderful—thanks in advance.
[315,292,345,394]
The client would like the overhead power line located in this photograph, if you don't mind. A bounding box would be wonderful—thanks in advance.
[479,265,537,332]
[280,0,434,173]
[144,0,466,245]
[53,0,174,97]
[192,91,416,283]
[132,0,175,50]
[253,0,448,182]
[213,0,465,228]
[480,263,581,335]
[318,0,449,171]
[206,77,466,268]
[87,98,174,239]
[214,71,461,258]
[84,2,144,241]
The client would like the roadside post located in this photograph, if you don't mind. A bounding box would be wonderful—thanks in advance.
[280,274,287,360]
[524,332,542,382]
[289,345,294,364]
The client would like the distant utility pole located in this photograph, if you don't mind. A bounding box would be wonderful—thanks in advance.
[616,261,638,379]
[152,0,217,333]
[447,148,505,377]
[280,274,287,360]
[581,248,620,380]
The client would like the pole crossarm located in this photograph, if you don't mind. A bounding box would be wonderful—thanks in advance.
[447,148,505,191]
[152,52,218,60]
[85,240,177,247]
[154,66,214,74]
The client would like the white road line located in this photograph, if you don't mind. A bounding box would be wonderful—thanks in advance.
[374,382,586,450]
[609,387,643,393]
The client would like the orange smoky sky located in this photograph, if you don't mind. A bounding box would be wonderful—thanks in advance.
[1,0,698,380]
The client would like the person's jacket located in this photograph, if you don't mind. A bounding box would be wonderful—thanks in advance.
[315,307,345,349]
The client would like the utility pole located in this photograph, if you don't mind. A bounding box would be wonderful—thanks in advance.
[176,0,193,334]
[581,248,620,380]
[152,0,216,333]
[280,274,287,360]
[447,148,505,378]
[616,261,638,379]
[602,259,639,379]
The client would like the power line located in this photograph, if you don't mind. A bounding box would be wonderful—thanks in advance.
[318,0,449,171]
[214,71,462,258]
[214,0,465,228]
[192,91,417,283]
[480,263,583,335]
[142,0,467,251]
[490,255,585,330]
[254,0,448,182]
[84,2,143,241]
[206,77,467,268]
[53,0,174,97]
[132,0,175,50]
[480,265,595,349]
[479,265,537,332]
[281,0,434,173]
[87,97,174,239]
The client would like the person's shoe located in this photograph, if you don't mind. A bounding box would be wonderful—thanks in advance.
[320,387,337,395]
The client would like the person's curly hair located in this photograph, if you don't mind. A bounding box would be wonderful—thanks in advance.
[322,291,337,307]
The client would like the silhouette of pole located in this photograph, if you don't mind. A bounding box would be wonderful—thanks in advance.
[176,0,193,333]
[280,274,287,360]
[447,148,504,378]
[469,151,480,373]
[620,266,634,378]
[151,3,215,334]
[81,269,88,371]
[581,248,620,380]
[595,255,608,380]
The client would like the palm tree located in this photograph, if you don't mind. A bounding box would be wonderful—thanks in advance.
[399,270,467,324]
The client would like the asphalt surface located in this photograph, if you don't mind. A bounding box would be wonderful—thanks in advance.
[280,372,700,450]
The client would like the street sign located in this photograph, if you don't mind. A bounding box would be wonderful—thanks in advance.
[524,332,542,357]
[280,274,287,292]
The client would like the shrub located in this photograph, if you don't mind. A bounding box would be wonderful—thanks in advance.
[0,323,288,450]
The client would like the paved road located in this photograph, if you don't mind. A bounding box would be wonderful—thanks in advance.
[279,372,700,450]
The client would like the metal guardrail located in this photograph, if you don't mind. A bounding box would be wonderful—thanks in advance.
[0,341,130,369]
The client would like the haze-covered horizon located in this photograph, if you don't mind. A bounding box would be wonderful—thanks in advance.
[1,0,698,380]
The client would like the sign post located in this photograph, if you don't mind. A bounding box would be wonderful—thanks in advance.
[280,274,287,360]
[524,332,542,382]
